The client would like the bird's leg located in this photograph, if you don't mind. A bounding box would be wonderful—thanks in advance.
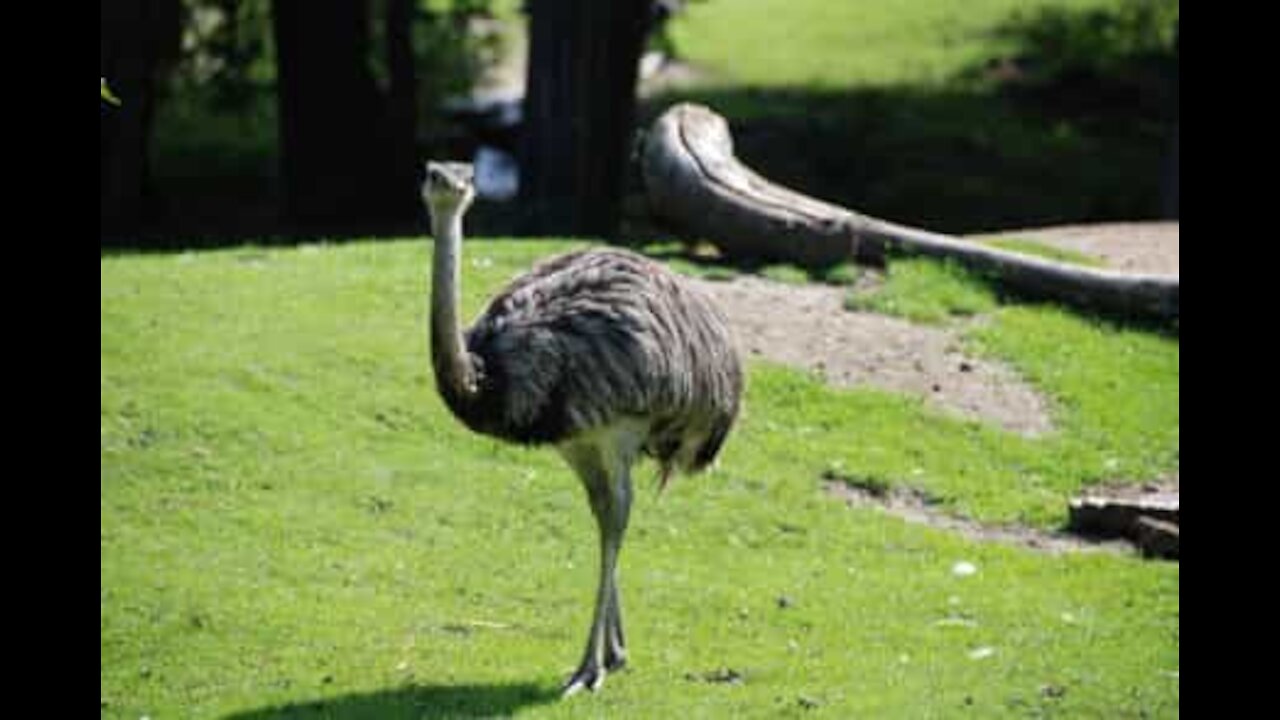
[604,468,634,671]
[604,580,627,672]
[562,446,632,697]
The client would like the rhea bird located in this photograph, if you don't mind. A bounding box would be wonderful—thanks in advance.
[422,161,743,695]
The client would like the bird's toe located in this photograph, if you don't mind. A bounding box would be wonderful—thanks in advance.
[561,665,605,697]
[605,648,627,673]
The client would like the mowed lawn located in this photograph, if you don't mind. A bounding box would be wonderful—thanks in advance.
[101,238,1178,719]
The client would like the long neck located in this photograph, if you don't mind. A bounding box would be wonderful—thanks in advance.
[429,205,479,403]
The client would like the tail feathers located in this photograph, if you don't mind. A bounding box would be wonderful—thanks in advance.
[654,415,734,499]
[656,461,676,498]
[690,415,733,473]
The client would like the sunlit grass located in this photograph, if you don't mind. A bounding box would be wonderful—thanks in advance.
[102,238,1177,719]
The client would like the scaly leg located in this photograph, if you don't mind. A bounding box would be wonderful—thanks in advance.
[605,580,627,672]
[560,441,633,697]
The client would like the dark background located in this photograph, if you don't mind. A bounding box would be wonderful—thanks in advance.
[100,0,1179,251]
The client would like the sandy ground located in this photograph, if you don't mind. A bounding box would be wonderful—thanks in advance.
[980,222,1179,276]
[695,222,1178,435]
[696,276,1055,435]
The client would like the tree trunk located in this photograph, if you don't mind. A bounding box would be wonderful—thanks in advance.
[1161,121,1178,220]
[642,103,1179,322]
[386,0,421,218]
[520,0,649,238]
[272,0,402,227]
[1160,22,1179,220]
[100,0,180,238]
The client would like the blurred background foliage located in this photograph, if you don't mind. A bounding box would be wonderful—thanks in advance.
[102,0,1178,247]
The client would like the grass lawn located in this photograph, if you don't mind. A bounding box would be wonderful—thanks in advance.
[102,238,1178,719]
[667,0,1120,89]
[644,0,1177,233]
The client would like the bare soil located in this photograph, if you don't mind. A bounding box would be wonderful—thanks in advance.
[980,222,1179,276]
[694,222,1178,437]
[695,276,1055,436]
[823,478,1137,555]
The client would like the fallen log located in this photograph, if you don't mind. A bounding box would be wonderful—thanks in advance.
[640,102,1179,321]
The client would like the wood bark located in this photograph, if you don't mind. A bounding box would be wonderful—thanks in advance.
[100,0,180,237]
[385,0,421,217]
[641,103,1179,321]
[520,0,649,238]
[272,0,406,226]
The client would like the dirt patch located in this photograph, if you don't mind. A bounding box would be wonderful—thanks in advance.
[693,275,1055,436]
[823,476,1134,555]
[691,222,1178,435]
[974,222,1179,276]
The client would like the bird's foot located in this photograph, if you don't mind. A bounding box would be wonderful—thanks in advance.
[561,651,625,697]
[561,663,606,697]
[605,646,627,673]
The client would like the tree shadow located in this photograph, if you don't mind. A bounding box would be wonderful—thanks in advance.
[121,1,1176,251]
[221,681,559,720]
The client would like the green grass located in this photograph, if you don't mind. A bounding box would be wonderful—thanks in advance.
[102,238,1178,719]
[637,242,861,287]
[669,0,1115,89]
[845,258,999,324]
[757,262,863,287]
[758,264,813,285]
[975,236,1105,267]
[644,0,1178,233]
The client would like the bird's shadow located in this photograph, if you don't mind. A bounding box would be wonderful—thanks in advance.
[221,681,560,720]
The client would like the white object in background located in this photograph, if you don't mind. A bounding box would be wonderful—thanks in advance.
[474,146,519,202]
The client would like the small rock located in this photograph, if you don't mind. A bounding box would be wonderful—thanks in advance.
[692,667,743,685]
[968,646,995,660]
[1040,683,1067,699]
[797,694,821,709]
[951,561,977,577]
[777,595,794,609]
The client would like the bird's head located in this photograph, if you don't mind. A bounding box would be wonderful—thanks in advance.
[422,161,477,219]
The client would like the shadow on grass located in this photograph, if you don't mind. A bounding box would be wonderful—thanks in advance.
[222,681,559,720]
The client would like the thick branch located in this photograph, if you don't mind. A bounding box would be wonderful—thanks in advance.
[640,103,1178,321]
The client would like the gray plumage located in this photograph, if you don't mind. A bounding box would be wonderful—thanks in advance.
[446,247,740,475]
[422,161,742,695]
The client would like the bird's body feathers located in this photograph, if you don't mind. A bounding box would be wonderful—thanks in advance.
[437,247,741,482]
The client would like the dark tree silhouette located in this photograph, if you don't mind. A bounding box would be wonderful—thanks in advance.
[519,0,650,239]
[100,0,180,236]
[271,0,418,228]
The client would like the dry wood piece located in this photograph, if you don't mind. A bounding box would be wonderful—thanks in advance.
[1133,516,1179,560]
[1067,494,1179,560]
[640,103,1179,321]
[1067,495,1179,536]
